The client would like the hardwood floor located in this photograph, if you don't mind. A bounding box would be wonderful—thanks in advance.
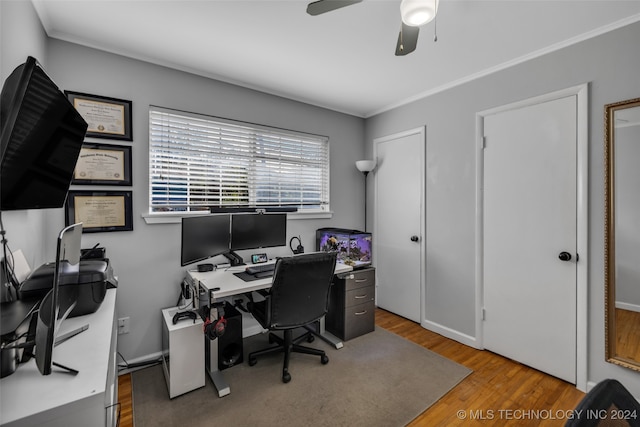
[117,308,585,426]
[616,308,640,362]
[117,372,133,427]
[376,309,585,426]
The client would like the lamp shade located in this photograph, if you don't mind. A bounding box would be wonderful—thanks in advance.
[356,160,376,173]
[400,0,439,27]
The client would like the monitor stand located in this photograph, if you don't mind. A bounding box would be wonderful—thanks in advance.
[223,251,244,267]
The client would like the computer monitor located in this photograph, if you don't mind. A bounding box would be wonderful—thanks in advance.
[35,223,82,375]
[181,214,231,266]
[230,213,287,251]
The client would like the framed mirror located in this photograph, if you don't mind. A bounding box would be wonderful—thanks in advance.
[605,96,640,372]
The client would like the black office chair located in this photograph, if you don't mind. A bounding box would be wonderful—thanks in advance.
[565,379,640,427]
[246,251,337,383]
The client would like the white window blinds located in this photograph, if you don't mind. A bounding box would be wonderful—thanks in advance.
[149,107,330,213]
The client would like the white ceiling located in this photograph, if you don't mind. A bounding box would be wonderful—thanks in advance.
[32,0,640,118]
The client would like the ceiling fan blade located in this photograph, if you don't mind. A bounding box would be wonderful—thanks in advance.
[306,0,363,16]
[395,23,419,56]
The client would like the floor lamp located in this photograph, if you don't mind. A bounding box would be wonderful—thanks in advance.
[355,160,376,232]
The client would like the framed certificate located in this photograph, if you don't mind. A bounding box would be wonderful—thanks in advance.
[66,191,133,233]
[65,91,132,141]
[72,143,132,185]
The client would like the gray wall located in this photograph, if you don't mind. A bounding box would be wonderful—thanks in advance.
[1,1,366,362]
[365,21,640,395]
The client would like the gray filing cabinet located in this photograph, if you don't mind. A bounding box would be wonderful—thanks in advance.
[326,267,375,341]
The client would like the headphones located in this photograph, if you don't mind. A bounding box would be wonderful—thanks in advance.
[203,315,226,340]
[289,236,304,254]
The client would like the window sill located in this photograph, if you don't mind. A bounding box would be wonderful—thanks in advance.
[142,210,333,225]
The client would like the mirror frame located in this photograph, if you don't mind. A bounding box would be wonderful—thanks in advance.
[604,96,640,372]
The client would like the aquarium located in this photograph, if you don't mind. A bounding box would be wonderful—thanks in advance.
[316,228,372,269]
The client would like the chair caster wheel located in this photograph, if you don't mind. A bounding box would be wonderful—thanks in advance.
[321,354,329,364]
[282,372,291,383]
[248,357,257,366]
[307,334,315,343]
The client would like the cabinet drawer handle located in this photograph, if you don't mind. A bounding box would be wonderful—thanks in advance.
[354,294,368,299]
[354,310,367,316]
[355,278,368,283]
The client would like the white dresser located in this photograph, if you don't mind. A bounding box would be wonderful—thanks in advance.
[0,289,118,427]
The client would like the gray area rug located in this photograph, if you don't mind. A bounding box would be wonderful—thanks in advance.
[132,327,471,427]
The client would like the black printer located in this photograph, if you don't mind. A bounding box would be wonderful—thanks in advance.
[19,259,116,318]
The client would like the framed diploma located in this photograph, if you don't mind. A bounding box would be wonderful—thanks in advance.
[72,143,132,185]
[65,91,132,141]
[66,191,133,233]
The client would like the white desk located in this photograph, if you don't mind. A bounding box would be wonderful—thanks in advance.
[185,259,352,397]
[0,289,118,427]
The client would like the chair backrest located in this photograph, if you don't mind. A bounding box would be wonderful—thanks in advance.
[267,252,337,329]
[565,379,640,427]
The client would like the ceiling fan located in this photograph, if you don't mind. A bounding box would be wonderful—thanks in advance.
[306,0,439,56]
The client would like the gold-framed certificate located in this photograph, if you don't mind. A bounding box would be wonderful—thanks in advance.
[66,191,133,233]
[65,91,132,141]
[72,143,132,185]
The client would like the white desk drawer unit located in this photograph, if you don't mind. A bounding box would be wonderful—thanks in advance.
[326,267,376,341]
[161,307,205,398]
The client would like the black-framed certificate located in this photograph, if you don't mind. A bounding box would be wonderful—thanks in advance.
[66,191,133,233]
[65,91,133,141]
[72,143,132,185]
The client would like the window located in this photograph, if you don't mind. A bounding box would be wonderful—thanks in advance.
[149,107,330,214]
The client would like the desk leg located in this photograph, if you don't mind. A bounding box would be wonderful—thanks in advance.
[205,329,231,397]
[306,317,343,350]
[207,368,230,397]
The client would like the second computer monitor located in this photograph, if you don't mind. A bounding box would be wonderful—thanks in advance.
[230,213,287,251]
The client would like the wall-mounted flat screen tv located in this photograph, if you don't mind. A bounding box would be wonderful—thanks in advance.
[0,56,88,211]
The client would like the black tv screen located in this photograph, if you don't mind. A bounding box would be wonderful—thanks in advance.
[230,213,287,251]
[0,56,88,210]
[181,214,231,266]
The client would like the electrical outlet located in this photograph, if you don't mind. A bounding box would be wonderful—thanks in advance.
[118,317,130,335]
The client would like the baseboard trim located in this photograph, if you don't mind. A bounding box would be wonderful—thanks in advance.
[615,301,640,313]
[117,351,163,375]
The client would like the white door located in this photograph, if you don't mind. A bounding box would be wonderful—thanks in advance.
[482,95,577,383]
[374,128,425,323]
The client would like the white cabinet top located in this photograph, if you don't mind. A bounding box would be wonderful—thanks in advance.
[1,289,116,426]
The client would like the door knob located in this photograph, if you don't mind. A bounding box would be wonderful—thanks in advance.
[558,251,572,262]
[410,235,419,242]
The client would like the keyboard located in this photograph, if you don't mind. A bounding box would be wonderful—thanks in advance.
[245,263,275,275]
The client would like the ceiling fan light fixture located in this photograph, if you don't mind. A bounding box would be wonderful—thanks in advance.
[400,0,439,27]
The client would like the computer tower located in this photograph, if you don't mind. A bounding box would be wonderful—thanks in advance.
[218,303,243,370]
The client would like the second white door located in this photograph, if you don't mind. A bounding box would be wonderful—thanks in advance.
[482,94,577,383]
[374,128,425,323]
